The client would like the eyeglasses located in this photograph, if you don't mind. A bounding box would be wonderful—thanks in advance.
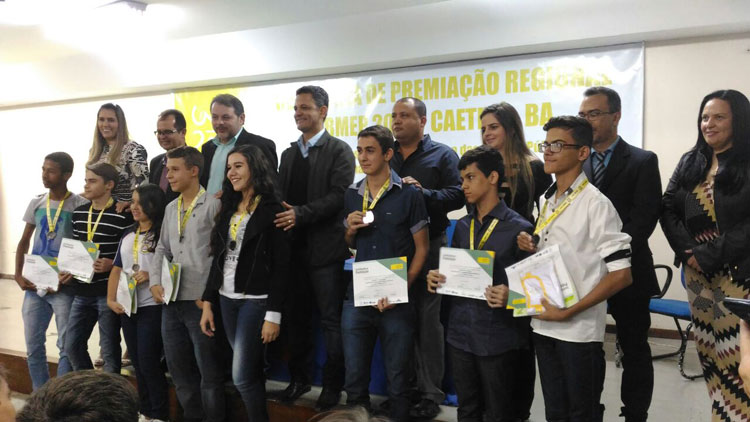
[537,141,584,153]
[578,110,615,120]
[154,129,178,136]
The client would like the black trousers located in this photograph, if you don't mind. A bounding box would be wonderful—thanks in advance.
[534,333,605,422]
[283,249,347,390]
[607,284,654,421]
[449,344,529,422]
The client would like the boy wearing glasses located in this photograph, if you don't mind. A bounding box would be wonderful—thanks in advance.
[517,116,632,422]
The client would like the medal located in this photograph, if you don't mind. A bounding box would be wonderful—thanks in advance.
[229,240,237,250]
[131,264,140,272]
[46,191,71,241]
[363,211,375,224]
[227,195,260,252]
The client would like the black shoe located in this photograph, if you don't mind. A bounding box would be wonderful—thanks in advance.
[315,388,342,411]
[410,399,440,420]
[279,381,311,403]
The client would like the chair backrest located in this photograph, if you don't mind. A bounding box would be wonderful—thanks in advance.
[446,219,458,246]
[653,264,674,299]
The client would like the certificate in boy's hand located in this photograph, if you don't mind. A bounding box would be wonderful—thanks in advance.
[22,255,61,291]
[352,257,409,307]
[57,239,99,283]
[436,247,494,300]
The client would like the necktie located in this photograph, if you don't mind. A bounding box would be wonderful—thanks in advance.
[159,160,169,192]
[592,151,609,187]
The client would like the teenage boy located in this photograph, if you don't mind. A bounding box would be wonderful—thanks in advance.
[62,162,133,373]
[517,116,632,422]
[342,125,429,422]
[150,146,226,422]
[426,145,533,422]
[15,152,89,390]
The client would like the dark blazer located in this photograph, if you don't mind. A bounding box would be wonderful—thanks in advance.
[148,153,179,203]
[200,128,278,188]
[202,197,291,312]
[278,130,355,266]
[584,137,661,297]
[661,148,750,281]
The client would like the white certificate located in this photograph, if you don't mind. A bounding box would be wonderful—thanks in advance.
[161,257,181,305]
[116,272,137,317]
[505,244,579,317]
[22,255,60,291]
[57,239,99,283]
[352,257,409,307]
[436,247,494,300]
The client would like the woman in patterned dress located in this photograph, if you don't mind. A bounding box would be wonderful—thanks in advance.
[662,89,750,421]
[87,103,149,212]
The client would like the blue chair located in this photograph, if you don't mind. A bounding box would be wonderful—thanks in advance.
[648,265,701,380]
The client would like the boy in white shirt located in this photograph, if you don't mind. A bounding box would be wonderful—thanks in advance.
[517,115,632,422]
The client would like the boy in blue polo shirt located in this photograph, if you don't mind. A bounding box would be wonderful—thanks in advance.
[427,145,533,422]
[343,125,429,422]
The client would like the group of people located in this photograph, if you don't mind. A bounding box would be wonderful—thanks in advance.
[11,83,750,422]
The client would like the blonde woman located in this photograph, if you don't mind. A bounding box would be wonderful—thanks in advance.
[87,103,148,212]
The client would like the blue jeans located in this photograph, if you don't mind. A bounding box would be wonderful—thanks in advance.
[533,333,605,422]
[64,295,121,373]
[220,296,268,422]
[341,294,415,422]
[162,301,226,422]
[21,290,74,390]
[121,305,169,420]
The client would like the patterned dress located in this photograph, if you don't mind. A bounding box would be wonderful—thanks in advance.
[96,141,149,203]
[684,179,750,421]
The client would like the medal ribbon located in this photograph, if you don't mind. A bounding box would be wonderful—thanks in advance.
[46,191,71,237]
[132,230,141,270]
[362,178,390,212]
[470,218,499,250]
[534,178,588,235]
[177,188,206,239]
[87,197,114,242]
[230,195,261,244]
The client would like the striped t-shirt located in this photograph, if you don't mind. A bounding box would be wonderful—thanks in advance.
[70,201,133,297]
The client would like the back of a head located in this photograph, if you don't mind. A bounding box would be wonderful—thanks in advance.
[16,370,138,422]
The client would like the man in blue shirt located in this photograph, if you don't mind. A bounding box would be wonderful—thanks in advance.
[200,94,277,195]
[390,97,464,419]
[427,145,533,421]
[343,125,429,422]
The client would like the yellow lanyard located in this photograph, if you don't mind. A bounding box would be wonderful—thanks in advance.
[177,188,206,240]
[362,178,390,212]
[132,230,141,268]
[470,218,499,250]
[534,179,588,235]
[46,191,71,237]
[230,195,261,243]
[87,198,114,242]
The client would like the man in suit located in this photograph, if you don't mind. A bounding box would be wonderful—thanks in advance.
[274,85,355,411]
[149,109,187,203]
[579,87,661,422]
[201,93,277,195]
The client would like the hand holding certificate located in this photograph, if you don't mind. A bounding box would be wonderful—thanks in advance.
[116,272,138,317]
[161,257,181,305]
[436,247,494,300]
[505,244,579,317]
[22,255,60,292]
[57,238,99,283]
[352,257,409,308]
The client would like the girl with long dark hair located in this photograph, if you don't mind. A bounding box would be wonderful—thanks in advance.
[199,145,290,422]
[106,183,169,421]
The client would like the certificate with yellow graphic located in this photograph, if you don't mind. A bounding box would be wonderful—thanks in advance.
[116,272,138,317]
[57,239,99,283]
[22,255,60,291]
[505,244,579,317]
[437,247,494,300]
[161,257,181,305]
[352,257,409,307]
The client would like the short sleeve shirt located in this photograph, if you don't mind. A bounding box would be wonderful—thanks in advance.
[113,229,157,308]
[23,192,89,257]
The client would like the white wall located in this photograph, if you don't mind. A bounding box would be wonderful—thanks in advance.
[1,32,749,330]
